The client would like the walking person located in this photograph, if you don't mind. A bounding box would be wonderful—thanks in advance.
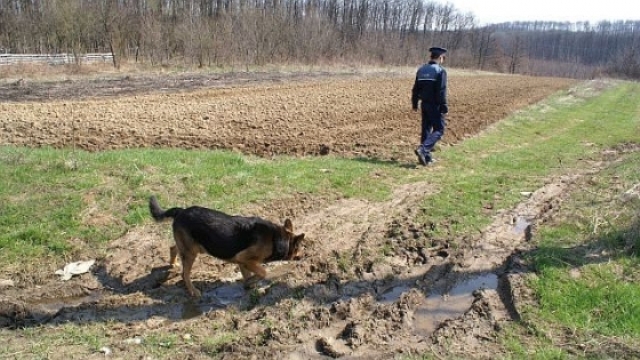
[411,47,448,166]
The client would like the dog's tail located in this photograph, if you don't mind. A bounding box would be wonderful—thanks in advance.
[149,195,183,221]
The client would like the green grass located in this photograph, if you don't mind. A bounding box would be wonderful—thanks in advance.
[535,264,640,334]
[414,81,640,240]
[497,123,640,355]
[520,150,640,347]
[200,332,240,355]
[0,147,422,263]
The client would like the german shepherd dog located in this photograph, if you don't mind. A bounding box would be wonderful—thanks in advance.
[149,196,305,298]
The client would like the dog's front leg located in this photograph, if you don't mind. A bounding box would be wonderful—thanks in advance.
[238,264,252,281]
[241,262,267,289]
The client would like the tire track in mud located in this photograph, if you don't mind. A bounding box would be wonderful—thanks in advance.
[278,164,618,359]
[273,175,581,359]
[298,181,438,258]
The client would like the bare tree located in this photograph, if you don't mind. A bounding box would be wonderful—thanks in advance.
[506,34,526,74]
[470,26,494,70]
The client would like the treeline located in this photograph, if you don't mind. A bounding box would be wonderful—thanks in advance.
[491,20,640,79]
[0,0,639,79]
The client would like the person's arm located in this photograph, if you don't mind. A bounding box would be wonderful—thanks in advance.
[411,72,420,110]
[439,69,448,114]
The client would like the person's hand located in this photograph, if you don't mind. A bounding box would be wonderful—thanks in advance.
[440,104,448,114]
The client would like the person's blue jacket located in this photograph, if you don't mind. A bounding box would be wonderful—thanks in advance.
[412,61,448,113]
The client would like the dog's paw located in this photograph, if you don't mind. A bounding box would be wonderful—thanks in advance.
[191,290,202,299]
[243,281,258,290]
[188,287,202,298]
[243,276,263,290]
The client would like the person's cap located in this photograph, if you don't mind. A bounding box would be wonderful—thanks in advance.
[429,47,447,57]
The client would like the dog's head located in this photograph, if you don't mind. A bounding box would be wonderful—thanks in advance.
[283,219,305,260]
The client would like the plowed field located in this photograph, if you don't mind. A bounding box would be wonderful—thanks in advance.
[0,72,574,161]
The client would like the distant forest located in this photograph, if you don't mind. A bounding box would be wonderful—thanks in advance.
[1,0,639,79]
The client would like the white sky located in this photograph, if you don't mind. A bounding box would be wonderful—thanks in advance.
[448,0,639,25]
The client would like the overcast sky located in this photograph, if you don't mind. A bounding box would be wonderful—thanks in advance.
[448,0,639,25]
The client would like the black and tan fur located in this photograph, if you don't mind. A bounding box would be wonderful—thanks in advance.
[149,196,305,298]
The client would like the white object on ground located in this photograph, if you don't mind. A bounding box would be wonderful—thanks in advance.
[621,183,640,202]
[0,279,15,288]
[123,337,144,345]
[55,259,96,281]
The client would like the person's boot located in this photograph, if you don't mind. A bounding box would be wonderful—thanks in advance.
[424,151,434,164]
[414,147,428,166]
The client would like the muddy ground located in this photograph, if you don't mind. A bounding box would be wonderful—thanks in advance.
[0,71,583,359]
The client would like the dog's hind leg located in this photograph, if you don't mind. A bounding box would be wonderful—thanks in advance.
[174,228,201,298]
[169,245,180,268]
[181,251,200,298]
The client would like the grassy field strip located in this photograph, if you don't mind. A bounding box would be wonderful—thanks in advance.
[0,148,421,265]
[440,80,640,358]
[414,80,640,239]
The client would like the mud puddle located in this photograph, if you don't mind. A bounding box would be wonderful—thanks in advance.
[181,283,246,319]
[378,285,413,304]
[180,266,298,320]
[29,292,103,316]
[414,273,498,335]
[375,272,498,336]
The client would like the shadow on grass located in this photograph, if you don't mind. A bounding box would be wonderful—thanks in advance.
[525,217,640,272]
[352,156,420,169]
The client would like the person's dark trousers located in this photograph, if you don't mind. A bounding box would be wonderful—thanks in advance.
[420,104,445,153]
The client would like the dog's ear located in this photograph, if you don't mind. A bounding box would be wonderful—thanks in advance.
[287,233,306,260]
[284,218,293,232]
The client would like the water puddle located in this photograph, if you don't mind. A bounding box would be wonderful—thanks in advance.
[206,283,246,305]
[378,285,412,304]
[413,273,498,335]
[28,292,103,321]
[513,217,532,241]
[181,301,209,320]
[181,283,245,319]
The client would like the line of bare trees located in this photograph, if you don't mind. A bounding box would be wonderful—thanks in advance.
[0,0,639,79]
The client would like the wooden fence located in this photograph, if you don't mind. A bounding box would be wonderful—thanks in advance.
[0,53,113,66]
